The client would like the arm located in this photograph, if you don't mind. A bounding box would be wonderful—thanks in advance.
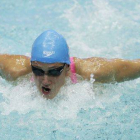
[74,57,140,83]
[0,54,32,81]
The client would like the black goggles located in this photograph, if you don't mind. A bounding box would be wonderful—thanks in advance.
[31,64,65,77]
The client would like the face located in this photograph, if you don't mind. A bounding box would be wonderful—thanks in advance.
[31,61,70,99]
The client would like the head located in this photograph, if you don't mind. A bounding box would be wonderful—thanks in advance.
[31,30,70,99]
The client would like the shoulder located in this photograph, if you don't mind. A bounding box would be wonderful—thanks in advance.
[0,54,30,63]
[0,54,31,81]
[73,57,108,67]
[73,57,113,79]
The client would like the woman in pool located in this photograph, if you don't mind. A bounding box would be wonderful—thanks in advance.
[0,30,140,99]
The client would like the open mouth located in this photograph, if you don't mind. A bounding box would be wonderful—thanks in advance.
[42,87,51,95]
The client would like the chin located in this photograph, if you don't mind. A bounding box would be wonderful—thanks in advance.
[43,94,57,99]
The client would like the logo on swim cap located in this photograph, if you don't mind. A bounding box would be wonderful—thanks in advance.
[31,30,70,64]
[43,51,55,57]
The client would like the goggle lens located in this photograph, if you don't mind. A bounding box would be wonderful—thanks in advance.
[31,64,65,77]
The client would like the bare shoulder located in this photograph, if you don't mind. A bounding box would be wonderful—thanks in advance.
[73,57,110,63]
[0,54,30,62]
[73,57,115,82]
[0,54,32,80]
[0,54,31,71]
[73,57,128,68]
[73,57,111,69]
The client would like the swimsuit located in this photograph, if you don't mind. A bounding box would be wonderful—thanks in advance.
[70,57,77,83]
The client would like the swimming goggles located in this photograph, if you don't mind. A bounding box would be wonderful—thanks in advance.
[31,64,65,77]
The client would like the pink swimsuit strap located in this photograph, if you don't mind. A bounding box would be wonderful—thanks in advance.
[70,57,77,83]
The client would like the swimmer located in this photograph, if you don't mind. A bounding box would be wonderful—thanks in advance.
[0,30,140,99]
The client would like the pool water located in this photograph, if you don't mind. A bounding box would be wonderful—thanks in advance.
[0,0,140,139]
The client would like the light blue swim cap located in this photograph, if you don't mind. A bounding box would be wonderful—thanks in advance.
[31,30,70,64]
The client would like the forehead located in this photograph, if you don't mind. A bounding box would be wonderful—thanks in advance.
[31,61,63,68]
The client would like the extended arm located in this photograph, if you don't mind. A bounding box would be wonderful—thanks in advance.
[74,57,140,83]
[0,54,32,80]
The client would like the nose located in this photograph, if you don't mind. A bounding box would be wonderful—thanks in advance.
[42,75,52,85]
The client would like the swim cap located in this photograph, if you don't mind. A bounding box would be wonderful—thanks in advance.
[31,30,70,64]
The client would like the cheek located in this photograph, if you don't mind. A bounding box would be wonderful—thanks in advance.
[33,75,43,86]
[56,74,66,85]
[52,72,66,83]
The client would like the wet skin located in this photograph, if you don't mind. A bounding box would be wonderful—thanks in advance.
[31,61,70,99]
